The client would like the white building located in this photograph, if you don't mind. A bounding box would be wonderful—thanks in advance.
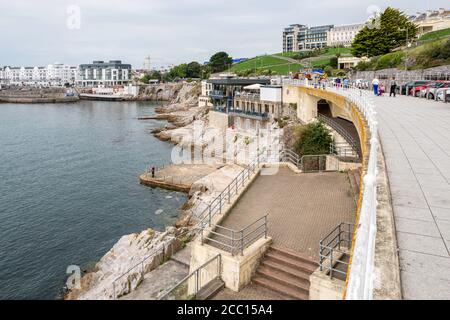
[143,56,151,71]
[410,8,450,37]
[327,24,364,47]
[77,60,132,87]
[0,63,77,85]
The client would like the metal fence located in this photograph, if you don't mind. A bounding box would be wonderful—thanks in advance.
[319,223,354,279]
[112,241,170,300]
[201,215,268,256]
[159,254,222,300]
[284,78,379,300]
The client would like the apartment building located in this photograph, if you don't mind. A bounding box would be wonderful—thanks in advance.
[327,24,364,47]
[283,24,334,52]
[0,63,77,85]
[410,8,450,36]
[77,60,132,87]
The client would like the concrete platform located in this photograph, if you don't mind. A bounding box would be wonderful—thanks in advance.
[376,95,450,300]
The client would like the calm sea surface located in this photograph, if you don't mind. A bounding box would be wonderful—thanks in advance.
[0,101,186,299]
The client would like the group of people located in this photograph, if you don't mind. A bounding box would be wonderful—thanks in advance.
[372,77,398,97]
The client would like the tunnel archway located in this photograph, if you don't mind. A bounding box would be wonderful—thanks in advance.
[317,99,332,117]
[156,88,164,101]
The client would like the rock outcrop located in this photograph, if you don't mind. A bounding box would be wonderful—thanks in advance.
[65,228,183,300]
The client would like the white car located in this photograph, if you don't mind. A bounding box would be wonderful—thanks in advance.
[436,87,450,102]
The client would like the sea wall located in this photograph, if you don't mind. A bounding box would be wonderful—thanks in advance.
[0,87,79,103]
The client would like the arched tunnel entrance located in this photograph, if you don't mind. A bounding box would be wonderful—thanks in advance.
[316,99,362,159]
[317,99,332,117]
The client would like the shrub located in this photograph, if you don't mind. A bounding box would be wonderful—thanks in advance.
[294,121,332,156]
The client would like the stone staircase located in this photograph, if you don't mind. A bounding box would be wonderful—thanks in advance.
[252,246,318,300]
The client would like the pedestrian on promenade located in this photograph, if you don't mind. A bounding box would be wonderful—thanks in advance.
[343,78,349,90]
[372,77,380,96]
[151,166,155,178]
[389,77,397,97]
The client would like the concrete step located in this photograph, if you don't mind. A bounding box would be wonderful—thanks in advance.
[265,252,317,274]
[260,259,311,283]
[196,277,225,300]
[270,246,318,265]
[252,276,309,300]
[256,266,310,293]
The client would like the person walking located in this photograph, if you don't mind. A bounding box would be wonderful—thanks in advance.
[151,166,155,178]
[372,77,380,96]
[389,77,397,97]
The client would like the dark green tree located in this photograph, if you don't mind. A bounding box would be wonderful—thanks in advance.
[208,52,233,73]
[352,7,417,57]
[185,61,202,78]
[294,122,332,156]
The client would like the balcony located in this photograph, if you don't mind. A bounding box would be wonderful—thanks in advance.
[228,108,269,121]
[234,92,261,101]
[209,90,227,99]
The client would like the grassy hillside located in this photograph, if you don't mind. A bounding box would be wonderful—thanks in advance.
[419,28,450,42]
[228,47,352,76]
[228,55,303,76]
[356,37,450,71]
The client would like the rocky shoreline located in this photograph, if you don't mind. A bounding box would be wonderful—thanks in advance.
[65,82,208,300]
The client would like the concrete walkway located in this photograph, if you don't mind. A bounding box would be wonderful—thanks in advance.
[375,95,450,300]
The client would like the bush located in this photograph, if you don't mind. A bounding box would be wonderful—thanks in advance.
[294,121,332,156]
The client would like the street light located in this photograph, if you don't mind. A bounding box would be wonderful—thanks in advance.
[399,28,410,71]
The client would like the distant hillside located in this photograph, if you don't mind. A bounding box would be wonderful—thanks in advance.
[356,36,450,71]
[228,47,353,76]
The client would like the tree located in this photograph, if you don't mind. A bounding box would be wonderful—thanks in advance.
[352,7,417,57]
[186,61,202,78]
[294,122,332,157]
[208,52,233,73]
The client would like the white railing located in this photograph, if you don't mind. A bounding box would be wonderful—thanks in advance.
[284,78,379,300]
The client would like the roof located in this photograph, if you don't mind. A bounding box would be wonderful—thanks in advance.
[207,78,271,86]
[243,84,262,90]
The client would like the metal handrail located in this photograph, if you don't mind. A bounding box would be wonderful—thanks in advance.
[202,215,268,256]
[319,222,354,279]
[317,114,360,157]
[159,254,222,300]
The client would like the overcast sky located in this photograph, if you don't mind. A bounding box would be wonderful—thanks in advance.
[0,0,448,68]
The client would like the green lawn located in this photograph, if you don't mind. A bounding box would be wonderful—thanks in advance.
[229,55,303,75]
[419,28,450,42]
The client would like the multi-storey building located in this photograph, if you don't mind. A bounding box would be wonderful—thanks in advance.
[409,8,450,36]
[283,24,334,52]
[327,24,364,47]
[0,64,77,85]
[77,60,132,87]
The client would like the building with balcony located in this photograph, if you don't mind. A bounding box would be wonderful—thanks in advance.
[77,60,132,87]
[409,8,450,37]
[0,64,77,85]
[283,24,334,52]
[327,24,364,47]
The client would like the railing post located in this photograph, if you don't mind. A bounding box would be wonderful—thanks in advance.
[228,186,231,204]
[330,249,334,279]
[231,230,235,256]
[241,230,244,256]
[264,215,268,239]
[113,282,116,300]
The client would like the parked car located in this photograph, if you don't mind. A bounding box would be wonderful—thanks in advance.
[399,80,430,95]
[419,81,450,99]
[408,81,438,97]
[436,87,450,102]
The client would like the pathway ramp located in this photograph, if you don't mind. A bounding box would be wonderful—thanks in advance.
[376,95,450,300]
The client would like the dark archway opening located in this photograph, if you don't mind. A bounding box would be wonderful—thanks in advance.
[317,99,332,117]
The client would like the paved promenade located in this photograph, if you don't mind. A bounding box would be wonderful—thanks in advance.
[375,95,450,300]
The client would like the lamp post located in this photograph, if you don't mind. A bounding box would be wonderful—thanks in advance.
[399,28,409,71]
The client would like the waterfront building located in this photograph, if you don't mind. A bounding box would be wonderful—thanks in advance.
[409,8,450,36]
[327,24,364,47]
[0,63,77,85]
[77,60,132,87]
[283,24,334,52]
[198,80,213,107]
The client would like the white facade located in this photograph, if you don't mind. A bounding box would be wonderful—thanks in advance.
[327,24,364,47]
[0,63,77,85]
[260,86,282,103]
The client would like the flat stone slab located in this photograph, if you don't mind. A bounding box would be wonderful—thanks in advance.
[376,95,450,300]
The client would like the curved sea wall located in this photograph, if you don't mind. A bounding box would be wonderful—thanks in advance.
[0,87,79,103]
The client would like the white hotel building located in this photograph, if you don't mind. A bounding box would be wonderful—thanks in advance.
[327,24,364,48]
[0,63,78,86]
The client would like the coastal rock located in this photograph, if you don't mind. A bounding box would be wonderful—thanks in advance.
[66,228,181,300]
